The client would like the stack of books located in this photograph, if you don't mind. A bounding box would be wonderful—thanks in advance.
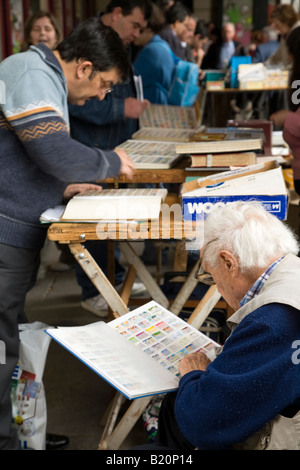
[176,127,263,169]
[117,104,203,169]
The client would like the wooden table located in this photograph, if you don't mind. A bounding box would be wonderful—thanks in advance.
[199,86,288,127]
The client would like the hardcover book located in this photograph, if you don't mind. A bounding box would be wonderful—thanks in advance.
[46,301,220,400]
[60,188,168,221]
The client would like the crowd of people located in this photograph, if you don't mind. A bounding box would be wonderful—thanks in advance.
[0,0,300,452]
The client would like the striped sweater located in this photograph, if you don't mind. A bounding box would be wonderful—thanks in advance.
[0,44,121,249]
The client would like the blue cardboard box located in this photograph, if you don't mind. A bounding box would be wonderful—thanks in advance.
[181,162,288,222]
[230,56,252,88]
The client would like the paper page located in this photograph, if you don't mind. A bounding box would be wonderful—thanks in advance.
[186,167,286,197]
[140,104,197,129]
[134,75,144,101]
[108,301,219,374]
[73,188,167,201]
[46,321,179,399]
[40,205,65,223]
[116,140,182,169]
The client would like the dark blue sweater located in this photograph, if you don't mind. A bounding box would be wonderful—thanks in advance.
[175,303,300,449]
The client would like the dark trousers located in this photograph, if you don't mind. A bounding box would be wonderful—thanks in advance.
[0,243,40,449]
[134,392,195,451]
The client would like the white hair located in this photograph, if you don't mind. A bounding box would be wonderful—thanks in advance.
[202,201,299,272]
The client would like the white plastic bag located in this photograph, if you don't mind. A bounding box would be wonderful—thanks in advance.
[11,322,51,450]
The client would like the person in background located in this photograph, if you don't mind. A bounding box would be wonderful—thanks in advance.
[248,29,265,60]
[21,11,75,273]
[69,0,152,150]
[202,22,245,71]
[267,4,300,67]
[158,1,191,60]
[0,18,134,450]
[138,201,300,451]
[251,26,279,63]
[68,0,152,316]
[21,10,61,52]
[189,19,208,68]
[152,0,174,14]
[133,3,176,104]
[270,26,300,242]
[177,13,197,62]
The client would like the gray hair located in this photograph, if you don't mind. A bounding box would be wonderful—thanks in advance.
[262,26,278,42]
[202,201,299,272]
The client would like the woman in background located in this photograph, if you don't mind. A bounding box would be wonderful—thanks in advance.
[21,11,61,52]
[267,4,300,67]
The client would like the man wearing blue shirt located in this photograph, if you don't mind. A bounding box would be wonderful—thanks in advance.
[68,1,153,315]
[69,0,152,150]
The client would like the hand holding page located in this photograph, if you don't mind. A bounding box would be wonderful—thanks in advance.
[46,301,220,400]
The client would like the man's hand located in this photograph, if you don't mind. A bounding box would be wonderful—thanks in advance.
[270,109,289,128]
[124,97,150,119]
[63,183,102,201]
[114,148,135,180]
[178,352,211,377]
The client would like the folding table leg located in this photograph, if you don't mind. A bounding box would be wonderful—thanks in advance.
[98,396,152,450]
[119,242,169,308]
[69,243,129,317]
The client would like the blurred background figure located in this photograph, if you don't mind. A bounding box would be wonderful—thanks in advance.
[21,10,61,52]
[152,0,174,14]
[134,3,176,104]
[267,4,300,67]
[159,1,191,60]
[252,26,279,63]
[189,19,208,67]
[270,26,300,206]
[248,29,265,60]
[202,22,245,71]
[177,13,197,62]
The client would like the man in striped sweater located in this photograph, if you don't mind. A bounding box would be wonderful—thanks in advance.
[0,18,134,449]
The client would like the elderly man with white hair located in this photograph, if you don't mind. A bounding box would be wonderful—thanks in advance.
[140,201,300,451]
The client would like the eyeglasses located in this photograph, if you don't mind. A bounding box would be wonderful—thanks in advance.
[195,263,215,285]
[99,75,114,94]
[195,238,218,285]
[103,86,113,94]
[101,84,113,94]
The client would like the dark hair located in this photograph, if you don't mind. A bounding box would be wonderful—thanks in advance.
[105,0,152,21]
[195,19,208,38]
[21,11,61,52]
[56,18,130,81]
[147,3,166,34]
[165,2,191,25]
[286,26,300,111]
